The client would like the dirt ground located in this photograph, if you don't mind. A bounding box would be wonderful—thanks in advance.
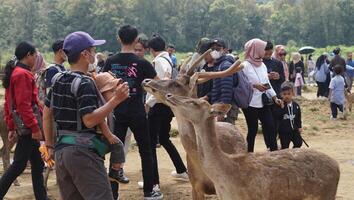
[1,87,354,200]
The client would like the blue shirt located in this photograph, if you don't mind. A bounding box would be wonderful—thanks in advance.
[170,55,177,67]
[329,75,345,105]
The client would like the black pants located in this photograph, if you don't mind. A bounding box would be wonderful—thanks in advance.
[268,104,279,146]
[113,113,154,195]
[279,130,303,149]
[330,102,344,118]
[242,106,278,152]
[317,81,328,97]
[148,104,186,185]
[0,135,47,200]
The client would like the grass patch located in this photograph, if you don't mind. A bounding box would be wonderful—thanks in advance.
[170,128,179,137]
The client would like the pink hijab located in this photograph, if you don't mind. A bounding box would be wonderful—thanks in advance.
[244,38,267,67]
[33,52,46,75]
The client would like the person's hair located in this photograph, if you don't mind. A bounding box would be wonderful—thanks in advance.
[167,44,175,49]
[64,47,91,65]
[281,81,294,92]
[309,54,312,60]
[52,40,64,53]
[333,65,343,75]
[2,41,36,89]
[316,55,327,70]
[333,47,341,55]
[228,49,233,54]
[148,34,166,52]
[265,41,273,51]
[118,25,138,45]
[137,34,149,48]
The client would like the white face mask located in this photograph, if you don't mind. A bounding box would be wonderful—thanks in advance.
[86,51,97,72]
[210,50,222,60]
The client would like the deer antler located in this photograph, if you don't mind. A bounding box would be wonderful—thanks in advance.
[179,56,192,75]
[196,61,244,84]
[186,49,212,76]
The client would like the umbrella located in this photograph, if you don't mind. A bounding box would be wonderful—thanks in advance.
[299,46,316,54]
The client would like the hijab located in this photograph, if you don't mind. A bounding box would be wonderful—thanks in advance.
[244,38,267,67]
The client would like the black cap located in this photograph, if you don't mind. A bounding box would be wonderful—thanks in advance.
[210,38,226,48]
[167,44,175,49]
[333,47,341,55]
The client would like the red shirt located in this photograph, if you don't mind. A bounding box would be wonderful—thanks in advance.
[4,63,41,134]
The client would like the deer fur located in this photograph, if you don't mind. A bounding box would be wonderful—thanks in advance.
[344,90,354,119]
[142,52,246,199]
[165,95,340,200]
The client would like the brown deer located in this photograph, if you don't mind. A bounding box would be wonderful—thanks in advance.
[165,94,340,200]
[142,51,246,199]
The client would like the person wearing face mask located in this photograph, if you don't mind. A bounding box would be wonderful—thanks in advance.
[45,40,67,88]
[1,41,50,199]
[206,38,239,124]
[43,31,130,200]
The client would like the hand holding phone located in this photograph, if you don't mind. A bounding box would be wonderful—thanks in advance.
[263,83,271,90]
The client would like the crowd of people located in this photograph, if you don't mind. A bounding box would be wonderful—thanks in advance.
[0,23,353,200]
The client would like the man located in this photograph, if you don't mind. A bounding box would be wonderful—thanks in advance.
[263,41,285,97]
[145,35,188,190]
[347,52,354,67]
[207,38,238,124]
[197,39,215,99]
[166,44,177,68]
[103,25,163,200]
[263,41,285,147]
[43,31,130,200]
[45,40,67,88]
[330,47,346,72]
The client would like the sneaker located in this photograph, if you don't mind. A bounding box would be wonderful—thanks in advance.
[171,171,189,181]
[144,190,163,200]
[109,168,129,184]
[138,181,144,189]
[138,182,160,192]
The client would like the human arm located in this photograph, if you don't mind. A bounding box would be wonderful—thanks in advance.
[100,121,120,144]
[13,73,42,139]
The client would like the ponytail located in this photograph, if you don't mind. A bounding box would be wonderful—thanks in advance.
[2,59,16,89]
[2,41,36,89]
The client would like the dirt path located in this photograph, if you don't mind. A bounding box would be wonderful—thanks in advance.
[2,90,354,200]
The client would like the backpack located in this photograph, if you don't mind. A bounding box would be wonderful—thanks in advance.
[35,64,64,102]
[161,56,179,80]
[232,63,254,109]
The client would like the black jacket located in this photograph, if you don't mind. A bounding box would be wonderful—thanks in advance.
[197,64,215,98]
[263,58,285,97]
[275,101,302,133]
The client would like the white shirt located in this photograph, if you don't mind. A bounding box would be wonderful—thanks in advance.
[242,61,276,108]
[146,51,172,107]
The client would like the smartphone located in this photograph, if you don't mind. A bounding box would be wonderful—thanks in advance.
[263,83,271,89]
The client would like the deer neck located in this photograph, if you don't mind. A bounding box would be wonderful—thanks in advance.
[194,117,225,168]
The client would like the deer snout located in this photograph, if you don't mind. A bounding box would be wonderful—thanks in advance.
[142,79,152,86]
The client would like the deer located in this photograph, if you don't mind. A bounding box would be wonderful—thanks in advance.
[142,50,247,199]
[0,107,19,186]
[165,94,340,200]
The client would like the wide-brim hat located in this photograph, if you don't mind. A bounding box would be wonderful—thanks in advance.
[95,72,119,93]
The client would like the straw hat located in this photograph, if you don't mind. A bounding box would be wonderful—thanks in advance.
[95,72,119,93]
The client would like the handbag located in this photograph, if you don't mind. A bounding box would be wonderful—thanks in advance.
[262,93,274,106]
[9,88,42,136]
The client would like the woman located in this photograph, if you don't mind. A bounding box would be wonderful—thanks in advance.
[273,45,289,81]
[242,38,283,152]
[1,42,49,200]
[315,54,330,97]
[307,54,315,83]
[289,52,305,96]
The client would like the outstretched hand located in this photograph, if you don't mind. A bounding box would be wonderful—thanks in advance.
[113,82,130,104]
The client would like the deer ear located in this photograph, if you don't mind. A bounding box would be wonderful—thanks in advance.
[210,103,232,117]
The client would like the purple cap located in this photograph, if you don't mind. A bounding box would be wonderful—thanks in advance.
[63,31,106,56]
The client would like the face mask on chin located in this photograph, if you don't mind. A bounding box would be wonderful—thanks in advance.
[210,50,222,60]
[86,51,97,72]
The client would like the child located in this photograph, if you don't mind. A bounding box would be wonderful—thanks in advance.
[276,82,303,149]
[92,72,130,184]
[329,65,346,119]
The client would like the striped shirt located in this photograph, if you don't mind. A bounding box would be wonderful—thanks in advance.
[44,72,98,133]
